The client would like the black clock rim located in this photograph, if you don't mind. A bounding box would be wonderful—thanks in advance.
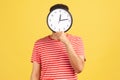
[46,8,73,32]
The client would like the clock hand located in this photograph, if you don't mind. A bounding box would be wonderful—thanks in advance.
[60,19,68,21]
[58,14,62,24]
[59,14,61,21]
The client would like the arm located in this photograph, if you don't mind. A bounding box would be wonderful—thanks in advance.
[30,62,41,80]
[64,41,85,73]
[53,32,85,73]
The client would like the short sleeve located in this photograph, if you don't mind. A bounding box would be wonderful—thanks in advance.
[31,41,41,64]
[74,37,86,62]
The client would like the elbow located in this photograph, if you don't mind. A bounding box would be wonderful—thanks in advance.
[75,66,84,74]
[75,68,83,73]
[76,61,85,73]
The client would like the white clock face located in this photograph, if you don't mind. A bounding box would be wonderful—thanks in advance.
[47,9,73,32]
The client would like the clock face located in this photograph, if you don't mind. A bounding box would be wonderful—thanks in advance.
[47,9,73,32]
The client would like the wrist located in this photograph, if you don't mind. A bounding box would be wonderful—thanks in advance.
[63,40,71,45]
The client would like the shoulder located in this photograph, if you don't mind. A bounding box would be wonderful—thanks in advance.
[67,33,83,41]
[34,35,50,45]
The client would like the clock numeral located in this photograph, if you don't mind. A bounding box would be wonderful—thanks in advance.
[50,24,52,26]
[59,10,61,12]
[64,11,66,14]
[67,14,69,17]
[63,28,66,30]
[59,28,61,31]
[51,14,53,17]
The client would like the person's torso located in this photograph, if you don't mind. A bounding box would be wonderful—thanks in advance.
[37,34,79,80]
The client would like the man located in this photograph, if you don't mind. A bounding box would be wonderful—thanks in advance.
[30,4,86,80]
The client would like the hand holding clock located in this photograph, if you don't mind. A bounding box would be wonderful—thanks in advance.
[51,32,70,44]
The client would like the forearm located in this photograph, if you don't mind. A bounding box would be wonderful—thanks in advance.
[31,75,39,80]
[30,72,40,80]
[64,41,84,73]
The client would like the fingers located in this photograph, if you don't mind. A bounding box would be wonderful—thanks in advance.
[51,31,68,43]
[55,31,64,35]
[52,32,65,40]
[54,33,62,38]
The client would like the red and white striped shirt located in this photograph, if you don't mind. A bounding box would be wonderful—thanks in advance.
[31,34,86,80]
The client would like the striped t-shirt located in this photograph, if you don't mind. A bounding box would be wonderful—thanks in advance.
[31,34,86,80]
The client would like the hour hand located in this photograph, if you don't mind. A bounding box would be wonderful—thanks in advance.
[59,14,61,21]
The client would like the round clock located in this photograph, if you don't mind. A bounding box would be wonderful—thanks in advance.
[47,8,73,32]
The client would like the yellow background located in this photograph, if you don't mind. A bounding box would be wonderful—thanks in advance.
[0,0,120,80]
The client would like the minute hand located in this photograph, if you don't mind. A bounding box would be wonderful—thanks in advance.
[60,19,68,21]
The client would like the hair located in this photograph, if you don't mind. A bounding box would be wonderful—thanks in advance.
[50,4,69,12]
